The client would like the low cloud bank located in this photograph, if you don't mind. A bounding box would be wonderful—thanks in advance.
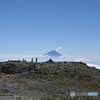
[0,54,100,69]
[87,63,100,69]
[74,58,89,62]
[0,54,43,62]
[74,58,100,69]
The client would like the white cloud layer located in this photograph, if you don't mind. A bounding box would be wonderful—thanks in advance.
[87,63,100,69]
[74,58,89,62]
[0,54,100,70]
[0,54,44,62]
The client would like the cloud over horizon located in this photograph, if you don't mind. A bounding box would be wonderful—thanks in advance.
[74,58,90,62]
[87,63,100,69]
[0,54,100,69]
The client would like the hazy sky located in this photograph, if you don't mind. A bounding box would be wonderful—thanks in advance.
[0,0,100,65]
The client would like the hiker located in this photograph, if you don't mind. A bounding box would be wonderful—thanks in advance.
[36,58,38,63]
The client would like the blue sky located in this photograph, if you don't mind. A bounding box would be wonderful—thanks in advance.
[0,0,100,67]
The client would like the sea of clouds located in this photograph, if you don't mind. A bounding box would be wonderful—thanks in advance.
[0,54,100,70]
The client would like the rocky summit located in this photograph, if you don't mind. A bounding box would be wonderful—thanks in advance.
[0,60,100,100]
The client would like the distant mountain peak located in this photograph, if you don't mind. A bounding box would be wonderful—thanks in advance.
[44,50,62,57]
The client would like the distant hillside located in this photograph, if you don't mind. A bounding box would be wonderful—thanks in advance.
[0,60,100,100]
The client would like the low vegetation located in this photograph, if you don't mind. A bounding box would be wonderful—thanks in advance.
[0,60,100,100]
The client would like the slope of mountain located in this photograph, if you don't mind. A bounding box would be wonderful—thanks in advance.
[0,60,100,100]
[0,61,100,100]
[44,50,62,57]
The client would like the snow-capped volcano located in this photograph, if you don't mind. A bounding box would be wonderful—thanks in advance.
[44,50,62,57]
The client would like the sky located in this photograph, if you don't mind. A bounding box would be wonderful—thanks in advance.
[0,0,100,68]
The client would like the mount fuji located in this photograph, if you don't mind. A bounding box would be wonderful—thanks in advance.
[44,50,62,57]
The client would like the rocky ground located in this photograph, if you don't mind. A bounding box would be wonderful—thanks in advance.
[0,61,100,100]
